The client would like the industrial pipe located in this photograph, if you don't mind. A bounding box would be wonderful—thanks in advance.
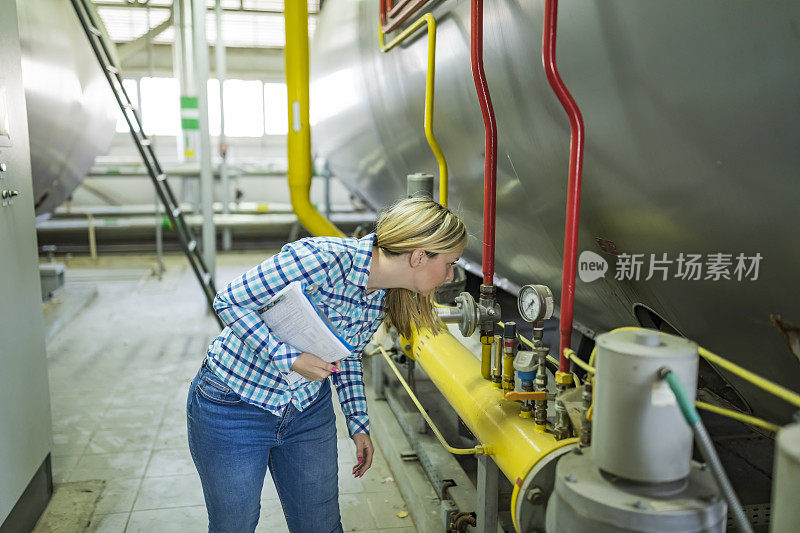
[470,0,498,286]
[401,325,576,484]
[379,346,489,455]
[661,369,754,533]
[284,0,344,238]
[379,13,449,206]
[380,0,431,33]
[542,0,586,372]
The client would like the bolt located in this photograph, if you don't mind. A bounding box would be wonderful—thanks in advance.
[564,474,577,483]
[633,500,646,510]
[404,344,411,351]
[525,487,545,505]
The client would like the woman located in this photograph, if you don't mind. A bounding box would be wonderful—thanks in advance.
[187,197,467,532]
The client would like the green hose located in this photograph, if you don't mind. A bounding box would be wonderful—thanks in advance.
[658,367,753,533]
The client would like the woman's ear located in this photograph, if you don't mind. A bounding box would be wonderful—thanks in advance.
[409,249,426,268]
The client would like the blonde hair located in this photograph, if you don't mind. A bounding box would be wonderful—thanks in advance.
[375,197,468,339]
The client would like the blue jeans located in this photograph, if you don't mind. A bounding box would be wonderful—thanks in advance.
[187,360,343,533]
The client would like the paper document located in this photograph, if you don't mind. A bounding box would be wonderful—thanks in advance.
[260,281,354,384]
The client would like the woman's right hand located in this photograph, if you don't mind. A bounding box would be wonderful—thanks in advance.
[290,353,340,381]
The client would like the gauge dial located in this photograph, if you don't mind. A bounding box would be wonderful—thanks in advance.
[518,284,554,322]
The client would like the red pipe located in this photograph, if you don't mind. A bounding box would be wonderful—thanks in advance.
[542,0,585,372]
[470,0,498,286]
[382,0,432,33]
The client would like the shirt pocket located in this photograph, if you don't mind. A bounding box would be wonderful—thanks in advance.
[196,373,243,405]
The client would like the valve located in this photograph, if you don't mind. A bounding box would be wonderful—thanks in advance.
[435,291,478,337]
[504,391,547,402]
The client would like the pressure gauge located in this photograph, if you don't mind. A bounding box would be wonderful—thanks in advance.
[517,284,554,323]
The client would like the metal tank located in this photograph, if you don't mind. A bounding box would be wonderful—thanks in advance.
[15,0,117,217]
[309,0,800,424]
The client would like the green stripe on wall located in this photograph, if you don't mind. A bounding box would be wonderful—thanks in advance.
[181,118,199,130]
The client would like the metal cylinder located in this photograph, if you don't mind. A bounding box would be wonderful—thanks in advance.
[771,423,800,532]
[592,328,699,482]
[406,172,433,199]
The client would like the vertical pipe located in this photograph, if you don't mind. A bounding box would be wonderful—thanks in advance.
[284,0,344,238]
[469,0,497,286]
[215,0,231,251]
[191,0,216,277]
[147,2,163,279]
[542,0,585,371]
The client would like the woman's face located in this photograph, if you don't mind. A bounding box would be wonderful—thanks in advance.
[411,248,463,296]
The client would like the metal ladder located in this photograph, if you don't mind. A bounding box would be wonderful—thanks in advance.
[70,0,223,328]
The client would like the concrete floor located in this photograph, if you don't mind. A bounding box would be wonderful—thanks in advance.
[36,252,418,533]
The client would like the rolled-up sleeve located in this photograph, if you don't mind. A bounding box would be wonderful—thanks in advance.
[213,241,334,373]
[332,353,369,436]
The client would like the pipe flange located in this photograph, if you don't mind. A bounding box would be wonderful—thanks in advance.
[454,291,477,337]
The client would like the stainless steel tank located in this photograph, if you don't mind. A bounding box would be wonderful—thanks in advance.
[310,0,800,424]
[16,0,117,217]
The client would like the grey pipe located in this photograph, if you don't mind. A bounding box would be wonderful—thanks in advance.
[692,422,752,533]
[660,368,753,533]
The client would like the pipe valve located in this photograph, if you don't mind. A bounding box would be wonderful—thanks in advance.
[435,291,478,337]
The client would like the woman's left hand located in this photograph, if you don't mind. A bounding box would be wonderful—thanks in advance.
[351,433,374,478]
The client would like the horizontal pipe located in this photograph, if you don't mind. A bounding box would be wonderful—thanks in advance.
[404,326,576,484]
[36,212,376,231]
[53,202,361,217]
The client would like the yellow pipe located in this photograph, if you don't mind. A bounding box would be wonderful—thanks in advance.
[695,401,781,433]
[284,1,344,237]
[405,326,577,484]
[698,345,800,409]
[605,327,800,410]
[379,14,448,206]
[480,334,493,380]
[563,348,595,374]
[379,347,489,455]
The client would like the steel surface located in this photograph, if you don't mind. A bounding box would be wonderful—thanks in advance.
[16,0,116,216]
[310,0,800,424]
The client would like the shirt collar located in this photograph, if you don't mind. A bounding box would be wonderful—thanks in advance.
[346,233,377,289]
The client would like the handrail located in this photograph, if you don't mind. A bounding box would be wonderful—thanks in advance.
[470,0,498,285]
[378,346,491,455]
[379,13,448,206]
[284,0,344,237]
[542,0,586,372]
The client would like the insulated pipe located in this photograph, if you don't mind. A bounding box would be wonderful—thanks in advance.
[542,0,586,371]
[402,326,577,485]
[470,0,498,286]
[284,1,344,238]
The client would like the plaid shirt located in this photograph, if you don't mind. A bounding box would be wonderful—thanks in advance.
[205,233,386,437]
